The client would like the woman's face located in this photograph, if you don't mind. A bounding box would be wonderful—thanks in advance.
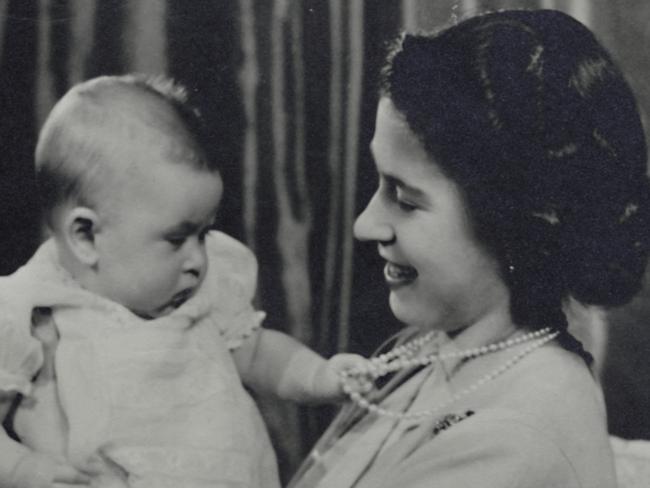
[354,98,510,332]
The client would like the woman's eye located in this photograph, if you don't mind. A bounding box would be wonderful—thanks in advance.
[397,199,417,211]
[378,178,418,212]
[394,189,417,212]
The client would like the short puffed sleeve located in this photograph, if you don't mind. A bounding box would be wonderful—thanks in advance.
[201,231,266,350]
[0,281,44,396]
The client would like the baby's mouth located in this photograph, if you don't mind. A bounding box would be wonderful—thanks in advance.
[384,262,418,286]
[169,288,195,309]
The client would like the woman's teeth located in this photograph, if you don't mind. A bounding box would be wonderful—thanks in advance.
[384,262,418,285]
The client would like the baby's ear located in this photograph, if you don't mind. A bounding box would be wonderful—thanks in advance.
[63,206,100,266]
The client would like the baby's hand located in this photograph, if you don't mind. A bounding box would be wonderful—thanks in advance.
[316,353,373,401]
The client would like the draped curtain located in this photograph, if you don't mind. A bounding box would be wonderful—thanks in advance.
[1,0,649,481]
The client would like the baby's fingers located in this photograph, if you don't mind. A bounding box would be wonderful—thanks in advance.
[331,354,375,395]
[330,353,371,374]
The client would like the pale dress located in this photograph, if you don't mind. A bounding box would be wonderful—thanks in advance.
[289,321,616,488]
[0,231,280,488]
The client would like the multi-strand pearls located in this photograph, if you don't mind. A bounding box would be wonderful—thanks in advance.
[340,327,559,419]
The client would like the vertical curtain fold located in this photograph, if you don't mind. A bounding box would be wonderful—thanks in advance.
[401,0,418,31]
[271,0,313,342]
[462,0,479,16]
[36,0,55,129]
[0,1,8,62]
[337,0,363,352]
[86,0,126,78]
[238,0,259,249]
[317,0,343,351]
[123,0,167,75]
[68,0,95,85]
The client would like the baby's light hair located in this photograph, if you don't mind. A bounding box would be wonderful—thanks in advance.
[35,74,217,228]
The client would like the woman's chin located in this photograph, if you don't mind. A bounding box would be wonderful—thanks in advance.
[388,290,450,332]
[389,292,425,329]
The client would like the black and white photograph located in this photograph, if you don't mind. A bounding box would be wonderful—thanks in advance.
[1,1,650,487]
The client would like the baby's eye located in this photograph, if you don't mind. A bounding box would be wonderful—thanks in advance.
[166,236,187,248]
[198,227,211,242]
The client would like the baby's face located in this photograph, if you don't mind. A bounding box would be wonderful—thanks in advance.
[91,155,222,319]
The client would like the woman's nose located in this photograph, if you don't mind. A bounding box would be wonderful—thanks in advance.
[353,194,394,243]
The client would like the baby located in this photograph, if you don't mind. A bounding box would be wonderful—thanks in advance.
[0,75,365,487]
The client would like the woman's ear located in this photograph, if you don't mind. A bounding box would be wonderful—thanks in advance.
[63,206,101,266]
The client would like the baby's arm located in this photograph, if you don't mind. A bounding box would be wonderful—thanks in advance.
[232,328,368,403]
[207,233,368,402]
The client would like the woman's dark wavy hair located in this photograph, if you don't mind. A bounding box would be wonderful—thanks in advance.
[380,9,650,340]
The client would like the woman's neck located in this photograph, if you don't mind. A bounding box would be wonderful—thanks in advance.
[440,301,519,348]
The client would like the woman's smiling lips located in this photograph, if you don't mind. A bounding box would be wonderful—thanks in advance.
[384,261,418,287]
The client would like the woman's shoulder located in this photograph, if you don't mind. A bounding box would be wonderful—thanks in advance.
[473,342,608,452]
[500,342,605,416]
[378,342,615,487]
[450,402,613,486]
[461,343,615,486]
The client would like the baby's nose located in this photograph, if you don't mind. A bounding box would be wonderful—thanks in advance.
[184,241,207,277]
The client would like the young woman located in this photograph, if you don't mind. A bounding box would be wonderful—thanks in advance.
[290,9,650,488]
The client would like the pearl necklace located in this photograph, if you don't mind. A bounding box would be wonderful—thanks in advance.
[363,327,554,378]
[341,328,559,419]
